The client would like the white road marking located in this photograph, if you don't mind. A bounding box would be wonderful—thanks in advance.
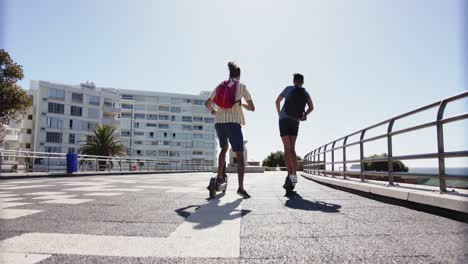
[0,194,19,198]
[0,189,243,258]
[0,198,25,203]
[40,198,94,204]
[0,202,32,209]
[24,192,66,196]
[61,182,112,186]
[63,186,117,192]
[0,252,51,264]
[104,188,143,192]
[0,185,52,190]
[0,209,42,219]
[32,195,77,200]
[84,192,123,196]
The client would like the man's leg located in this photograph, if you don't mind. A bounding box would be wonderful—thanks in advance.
[217,146,228,178]
[281,136,292,175]
[235,151,245,190]
[290,136,297,176]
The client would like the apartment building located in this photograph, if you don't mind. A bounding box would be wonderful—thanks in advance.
[25,80,216,166]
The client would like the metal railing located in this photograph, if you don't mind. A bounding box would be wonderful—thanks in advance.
[0,149,213,175]
[303,91,468,192]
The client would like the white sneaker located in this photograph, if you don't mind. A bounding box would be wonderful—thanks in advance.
[289,175,298,183]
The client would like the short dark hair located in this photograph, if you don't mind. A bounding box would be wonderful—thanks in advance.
[228,62,241,78]
[293,73,304,82]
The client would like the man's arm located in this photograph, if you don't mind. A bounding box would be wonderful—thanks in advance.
[275,95,284,114]
[241,85,255,112]
[242,100,255,111]
[205,98,217,115]
[305,96,314,116]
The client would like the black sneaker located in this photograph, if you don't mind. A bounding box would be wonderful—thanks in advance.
[237,189,251,199]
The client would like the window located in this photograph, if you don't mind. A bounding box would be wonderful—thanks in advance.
[147,123,157,127]
[182,125,192,131]
[47,117,63,129]
[88,108,100,118]
[204,117,214,123]
[88,122,97,130]
[134,113,145,119]
[171,98,181,105]
[171,107,181,113]
[48,88,65,99]
[46,146,62,153]
[25,143,31,149]
[121,104,133,109]
[149,132,155,138]
[121,130,131,137]
[193,134,203,139]
[159,106,170,112]
[193,125,203,131]
[121,113,132,119]
[134,122,140,128]
[70,106,82,116]
[159,96,171,104]
[159,115,169,120]
[192,99,204,105]
[68,148,75,153]
[134,131,145,136]
[88,95,100,105]
[134,141,143,145]
[182,116,192,122]
[122,94,134,100]
[46,132,62,143]
[193,151,203,155]
[147,114,157,120]
[27,129,32,134]
[146,97,158,103]
[147,105,158,112]
[72,93,83,103]
[134,95,146,102]
[159,124,169,129]
[28,115,33,120]
[193,116,203,122]
[69,134,75,144]
[134,104,145,111]
[158,150,169,157]
[48,102,64,114]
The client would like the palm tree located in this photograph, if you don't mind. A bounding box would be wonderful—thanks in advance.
[79,125,126,170]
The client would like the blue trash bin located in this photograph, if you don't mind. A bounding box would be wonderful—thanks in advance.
[66,153,78,173]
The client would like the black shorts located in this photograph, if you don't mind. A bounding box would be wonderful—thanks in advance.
[215,123,244,152]
[279,118,299,137]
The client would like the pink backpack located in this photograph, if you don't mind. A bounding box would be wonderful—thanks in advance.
[213,79,239,108]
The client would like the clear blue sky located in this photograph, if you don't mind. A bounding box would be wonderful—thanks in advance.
[2,0,467,167]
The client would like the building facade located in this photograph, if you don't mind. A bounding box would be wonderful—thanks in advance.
[25,80,216,166]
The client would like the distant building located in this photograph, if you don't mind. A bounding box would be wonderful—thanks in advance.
[21,80,216,166]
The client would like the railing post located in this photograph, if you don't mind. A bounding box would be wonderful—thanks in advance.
[342,136,348,179]
[323,145,327,176]
[47,153,50,173]
[312,149,317,174]
[437,101,448,192]
[359,130,367,182]
[95,157,98,172]
[331,141,336,177]
[0,151,3,175]
[387,119,395,186]
[317,147,321,175]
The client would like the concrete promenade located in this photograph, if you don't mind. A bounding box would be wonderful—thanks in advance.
[0,172,467,263]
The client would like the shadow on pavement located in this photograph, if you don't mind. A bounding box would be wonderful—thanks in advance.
[285,194,341,213]
[175,195,251,229]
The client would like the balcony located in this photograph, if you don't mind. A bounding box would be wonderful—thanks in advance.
[103,106,121,113]
[102,118,120,126]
